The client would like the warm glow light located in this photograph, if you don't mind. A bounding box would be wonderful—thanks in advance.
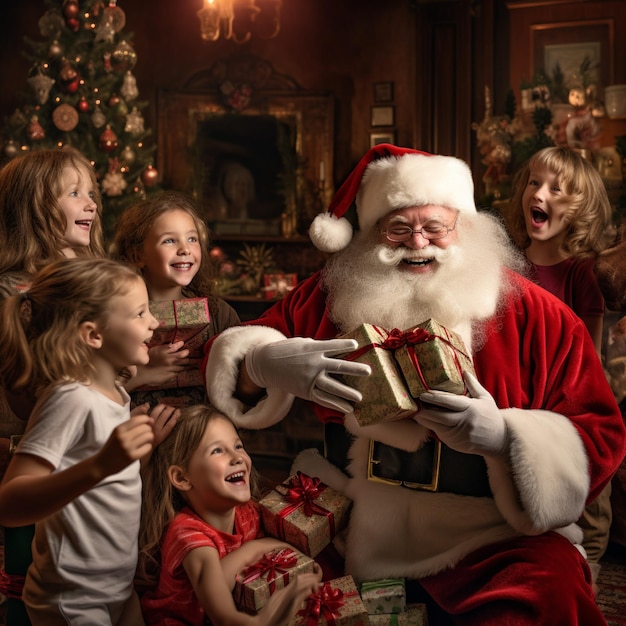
[198,0,281,44]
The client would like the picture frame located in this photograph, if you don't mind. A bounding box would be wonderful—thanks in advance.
[369,131,396,148]
[370,105,395,127]
[373,81,394,103]
[530,19,614,91]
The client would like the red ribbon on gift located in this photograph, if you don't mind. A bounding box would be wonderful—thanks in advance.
[275,472,336,539]
[0,569,25,600]
[239,548,298,594]
[297,581,347,626]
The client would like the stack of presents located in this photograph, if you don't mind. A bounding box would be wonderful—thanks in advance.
[236,470,428,625]
[232,317,475,624]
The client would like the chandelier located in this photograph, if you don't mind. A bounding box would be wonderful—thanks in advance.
[197,0,282,44]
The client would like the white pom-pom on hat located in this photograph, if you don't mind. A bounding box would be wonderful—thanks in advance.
[308,144,476,253]
[308,212,354,254]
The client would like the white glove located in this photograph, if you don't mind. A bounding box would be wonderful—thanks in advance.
[416,371,508,457]
[245,338,371,414]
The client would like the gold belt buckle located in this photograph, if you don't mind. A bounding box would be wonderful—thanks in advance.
[367,438,442,491]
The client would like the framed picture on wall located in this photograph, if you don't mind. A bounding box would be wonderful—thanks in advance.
[370,105,395,127]
[530,19,614,91]
[374,81,394,103]
[370,131,396,148]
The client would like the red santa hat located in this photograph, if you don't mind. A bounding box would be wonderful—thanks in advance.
[309,144,477,253]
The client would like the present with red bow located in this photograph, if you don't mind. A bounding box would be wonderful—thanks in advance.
[338,323,418,426]
[290,575,369,625]
[259,472,351,557]
[338,321,475,426]
[135,297,211,390]
[234,547,315,613]
[367,603,429,625]
[392,319,474,397]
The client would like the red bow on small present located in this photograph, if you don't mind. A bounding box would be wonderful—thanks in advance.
[297,581,345,625]
[382,327,433,350]
[285,472,326,517]
[239,548,298,593]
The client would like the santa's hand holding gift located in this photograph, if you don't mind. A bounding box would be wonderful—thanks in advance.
[203,144,626,624]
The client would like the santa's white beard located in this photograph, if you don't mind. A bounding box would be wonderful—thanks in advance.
[322,211,527,351]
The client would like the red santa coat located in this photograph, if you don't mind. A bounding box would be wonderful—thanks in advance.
[204,269,626,580]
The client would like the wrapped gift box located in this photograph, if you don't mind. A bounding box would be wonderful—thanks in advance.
[393,319,474,397]
[367,603,429,625]
[291,575,369,626]
[339,323,418,426]
[136,297,211,390]
[263,272,298,299]
[360,578,406,615]
[259,472,351,557]
[234,547,315,613]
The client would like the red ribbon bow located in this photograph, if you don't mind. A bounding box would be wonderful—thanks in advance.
[275,472,335,542]
[239,548,298,593]
[297,582,346,625]
[381,327,433,350]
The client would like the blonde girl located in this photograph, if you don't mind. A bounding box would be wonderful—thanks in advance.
[110,191,240,402]
[506,146,612,354]
[0,257,177,626]
[0,146,104,294]
[139,404,322,626]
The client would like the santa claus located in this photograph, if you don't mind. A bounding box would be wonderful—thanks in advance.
[203,144,626,624]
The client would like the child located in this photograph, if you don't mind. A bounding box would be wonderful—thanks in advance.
[0,257,177,625]
[506,146,611,355]
[506,145,613,590]
[110,191,241,406]
[138,404,322,625]
[0,146,105,293]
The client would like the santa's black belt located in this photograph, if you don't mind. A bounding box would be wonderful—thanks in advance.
[367,439,492,497]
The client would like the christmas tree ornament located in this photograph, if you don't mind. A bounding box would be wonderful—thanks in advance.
[53,103,79,132]
[62,0,80,20]
[94,14,116,42]
[113,99,129,120]
[124,107,144,136]
[99,125,118,152]
[103,52,112,73]
[39,10,65,39]
[59,60,80,93]
[108,93,120,108]
[77,97,90,113]
[132,177,147,199]
[9,109,27,128]
[48,40,63,59]
[111,40,137,72]
[27,69,55,105]
[91,106,106,128]
[90,0,105,18]
[103,0,126,32]
[3,140,19,159]
[27,116,46,141]
[120,71,138,101]
[120,145,136,163]
[101,159,128,196]
[141,164,159,188]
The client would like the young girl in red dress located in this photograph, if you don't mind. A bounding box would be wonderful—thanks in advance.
[138,404,322,625]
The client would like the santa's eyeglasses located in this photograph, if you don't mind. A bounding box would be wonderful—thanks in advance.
[379,217,458,243]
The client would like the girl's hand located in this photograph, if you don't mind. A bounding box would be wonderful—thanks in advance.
[95,414,154,478]
[124,341,191,390]
[149,403,179,449]
[259,563,323,626]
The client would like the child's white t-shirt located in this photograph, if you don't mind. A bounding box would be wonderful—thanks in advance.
[16,382,141,614]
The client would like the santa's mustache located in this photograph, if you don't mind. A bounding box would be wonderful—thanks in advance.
[376,243,453,267]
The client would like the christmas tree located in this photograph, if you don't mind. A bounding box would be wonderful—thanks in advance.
[1,0,160,238]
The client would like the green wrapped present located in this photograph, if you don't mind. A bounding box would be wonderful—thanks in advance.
[360,577,406,614]
[339,323,418,426]
[135,297,211,391]
[367,603,429,625]
[259,472,351,557]
[393,319,474,397]
[291,575,369,625]
[234,547,315,613]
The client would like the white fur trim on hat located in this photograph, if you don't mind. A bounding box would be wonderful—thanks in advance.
[356,153,477,234]
[308,212,353,254]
